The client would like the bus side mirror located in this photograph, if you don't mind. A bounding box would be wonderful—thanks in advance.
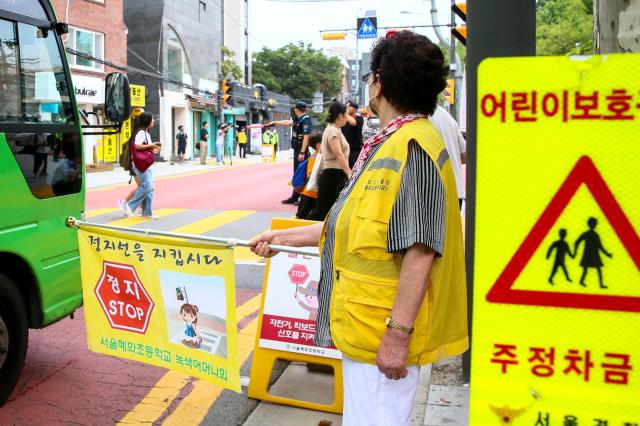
[104,72,131,124]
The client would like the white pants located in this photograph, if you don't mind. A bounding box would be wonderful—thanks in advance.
[342,355,420,426]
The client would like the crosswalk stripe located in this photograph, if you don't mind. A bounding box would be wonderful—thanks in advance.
[105,208,187,227]
[84,208,118,218]
[170,210,255,235]
[161,318,259,425]
[117,295,262,425]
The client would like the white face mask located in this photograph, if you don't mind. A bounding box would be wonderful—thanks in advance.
[366,81,379,117]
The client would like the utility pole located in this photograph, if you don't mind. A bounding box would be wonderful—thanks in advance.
[594,0,640,53]
[463,0,536,383]
[429,0,462,120]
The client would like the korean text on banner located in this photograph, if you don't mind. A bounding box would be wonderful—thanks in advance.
[77,227,241,392]
[471,54,639,424]
[259,250,341,359]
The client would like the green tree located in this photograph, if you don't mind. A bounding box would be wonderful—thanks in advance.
[221,46,243,81]
[252,42,343,102]
[437,41,466,67]
[537,0,594,56]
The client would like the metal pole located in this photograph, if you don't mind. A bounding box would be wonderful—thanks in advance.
[449,0,457,121]
[65,217,320,257]
[355,34,360,105]
[463,0,536,383]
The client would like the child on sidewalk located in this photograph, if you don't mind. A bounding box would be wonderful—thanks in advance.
[296,133,322,219]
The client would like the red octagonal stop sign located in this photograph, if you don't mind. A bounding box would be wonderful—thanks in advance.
[288,264,309,285]
[94,261,155,334]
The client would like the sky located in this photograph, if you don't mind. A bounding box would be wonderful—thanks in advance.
[249,0,457,57]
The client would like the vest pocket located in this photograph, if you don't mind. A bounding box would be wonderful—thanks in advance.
[331,270,397,357]
[347,198,394,261]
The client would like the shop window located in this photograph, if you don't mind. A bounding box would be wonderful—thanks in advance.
[166,26,191,91]
[68,27,104,72]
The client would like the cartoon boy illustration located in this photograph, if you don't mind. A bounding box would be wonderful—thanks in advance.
[180,303,202,348]
[295,280,319,321]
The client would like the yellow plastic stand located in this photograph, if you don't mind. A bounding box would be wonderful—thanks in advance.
[247,218,343,414]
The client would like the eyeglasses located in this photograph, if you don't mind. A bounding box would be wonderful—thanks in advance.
[361,71,377,84]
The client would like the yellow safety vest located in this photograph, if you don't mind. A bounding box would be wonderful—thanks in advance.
[323,118,468,365]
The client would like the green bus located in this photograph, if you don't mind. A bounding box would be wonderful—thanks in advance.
[0,0,130,404]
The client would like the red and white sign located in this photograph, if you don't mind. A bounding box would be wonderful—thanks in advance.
[94,261,155,334]
[259,253,341,359]
[288,264,309,285]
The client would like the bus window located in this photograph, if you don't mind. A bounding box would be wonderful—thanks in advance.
[0,19,20,122]
[17,21,74,124]
[5,131,82,198]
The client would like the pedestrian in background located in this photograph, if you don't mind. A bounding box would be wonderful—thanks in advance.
[237,126,248,158]
[250,31,467,426]
[176,125,188,163]
[306,101,350,221]
[199,121,209,165]
[269,101,312,205]
[296,133,322,219]
[122,111,161,219]
[430,105,466,208]
[262,125,278,161]
[216,124,229,165]
[342,100,364,168]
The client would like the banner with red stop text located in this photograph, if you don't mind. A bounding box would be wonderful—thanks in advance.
[77,227,241,392]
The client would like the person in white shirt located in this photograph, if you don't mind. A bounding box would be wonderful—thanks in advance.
[430,105,466,207]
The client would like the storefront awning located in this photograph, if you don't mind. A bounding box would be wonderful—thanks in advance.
[186,94,217,110]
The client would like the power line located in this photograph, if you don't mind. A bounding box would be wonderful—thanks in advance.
[65,48,293,107]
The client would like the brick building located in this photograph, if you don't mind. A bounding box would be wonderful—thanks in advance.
[50,0,128,163]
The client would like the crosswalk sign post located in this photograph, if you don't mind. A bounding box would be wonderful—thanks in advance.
[357,17,377,39]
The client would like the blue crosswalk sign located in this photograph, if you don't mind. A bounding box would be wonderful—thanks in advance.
[357,17,377,39]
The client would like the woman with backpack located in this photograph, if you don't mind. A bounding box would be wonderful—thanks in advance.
[119,111,161,219]
[306,101,351,221]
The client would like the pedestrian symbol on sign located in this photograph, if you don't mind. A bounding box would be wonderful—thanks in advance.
[357,17,377,39]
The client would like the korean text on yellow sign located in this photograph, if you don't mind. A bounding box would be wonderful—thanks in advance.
[472,54,640,424]
[78,227,241,392]
[130,84,145,107]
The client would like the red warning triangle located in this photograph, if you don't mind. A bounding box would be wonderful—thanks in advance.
[486,156,640,312]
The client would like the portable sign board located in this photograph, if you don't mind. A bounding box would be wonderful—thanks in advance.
[248,218,343,414]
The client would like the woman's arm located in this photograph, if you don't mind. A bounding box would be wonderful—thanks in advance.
[268,119,293,127]
[249,222,324,258]
[328,135,351,176]
[134,142,160,151]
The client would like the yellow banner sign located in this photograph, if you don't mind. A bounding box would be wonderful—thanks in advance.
[78,227,241,392]
[103,133,118,163]
[472,54,639,424]
[130,84,145,107]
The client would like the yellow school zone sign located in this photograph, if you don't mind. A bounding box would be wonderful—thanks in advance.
[471,54,640,424]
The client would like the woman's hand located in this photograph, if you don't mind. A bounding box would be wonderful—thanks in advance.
[249,231,282,258]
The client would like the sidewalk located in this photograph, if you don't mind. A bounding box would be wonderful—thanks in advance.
[242,356,469,426]
[85,150,293,189]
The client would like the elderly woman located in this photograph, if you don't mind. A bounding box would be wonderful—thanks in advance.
[250,31,467,426]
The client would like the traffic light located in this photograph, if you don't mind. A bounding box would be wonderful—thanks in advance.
[221,79,231,105]
[452,2,467,46]
[444,79,455,104]
[322,32,346,41]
